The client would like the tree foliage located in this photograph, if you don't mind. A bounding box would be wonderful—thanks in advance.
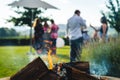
[7,7,50,27]
[0,28,19,37]
[101,0,120,33]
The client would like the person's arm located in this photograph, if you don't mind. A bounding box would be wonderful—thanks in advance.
[90,24,98,31]
[66,22,69,38]
[57,25,59,31]
[79,17,87,29]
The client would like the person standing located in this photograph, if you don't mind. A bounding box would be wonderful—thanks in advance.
[43,21,51,41]
[99,16,108,42]
[66,10,87,62]
[90,16,108,42]
[32,18,44,54]
[50,19,59,55]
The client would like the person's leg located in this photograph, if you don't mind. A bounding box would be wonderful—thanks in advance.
[76,37,83,61]
[70,40,76,62]
[105,34,108,42]
[51,38,57,55]
[70,37,83,62]
[36,38,44,54]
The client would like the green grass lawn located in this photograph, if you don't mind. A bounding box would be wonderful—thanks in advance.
[0,46,70,78]
[1,40,120,78]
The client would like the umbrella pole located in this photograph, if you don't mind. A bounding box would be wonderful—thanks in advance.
[29,9,34,54]
[30,27,32,54]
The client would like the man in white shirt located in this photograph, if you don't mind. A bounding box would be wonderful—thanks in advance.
[66,10,87,62]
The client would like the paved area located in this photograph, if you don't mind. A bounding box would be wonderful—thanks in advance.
[0,77,10,80]
[102,76,120,80]
[0,76,120,80]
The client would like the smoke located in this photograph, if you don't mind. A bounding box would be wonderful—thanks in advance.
[27,52,38,62]
[90,60,109,76]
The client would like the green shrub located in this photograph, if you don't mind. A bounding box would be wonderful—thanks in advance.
[82,38,120,77]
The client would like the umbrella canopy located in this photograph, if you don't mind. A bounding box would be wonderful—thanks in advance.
[8,0,58,54]
[8,0,58,9]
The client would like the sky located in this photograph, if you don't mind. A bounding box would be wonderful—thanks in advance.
[0,0,108,28]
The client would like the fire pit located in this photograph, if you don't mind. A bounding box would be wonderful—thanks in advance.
[10,57,104,80]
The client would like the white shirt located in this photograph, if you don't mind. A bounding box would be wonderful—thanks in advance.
[67,14,86,40]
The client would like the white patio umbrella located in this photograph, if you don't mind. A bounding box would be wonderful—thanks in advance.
[8,0,58,54]
[8,0,58,9]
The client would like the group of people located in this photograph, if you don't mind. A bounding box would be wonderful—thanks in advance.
[32,9,108,63]
[66,10,108,62]
[32,18,59,55]
[81,16,109,45]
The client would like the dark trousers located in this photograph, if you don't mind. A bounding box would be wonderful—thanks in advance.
[70,37,83,62]
[50,38,57,55]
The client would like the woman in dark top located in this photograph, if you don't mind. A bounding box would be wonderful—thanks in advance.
[90,16,108,42]
[99,16,108,42]
[32,18,44,54]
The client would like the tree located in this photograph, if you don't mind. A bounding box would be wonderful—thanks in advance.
[101,0,120,34]
[0,28,19,37]
[7,7,50,27]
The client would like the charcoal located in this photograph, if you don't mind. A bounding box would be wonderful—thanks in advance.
[38,70,61,80]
